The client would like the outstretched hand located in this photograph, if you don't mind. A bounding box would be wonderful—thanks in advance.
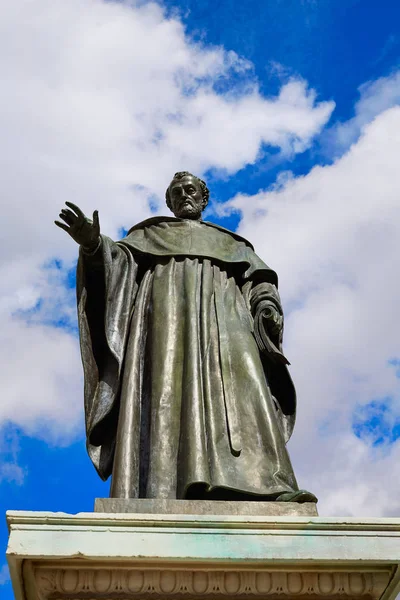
[55,202,100,251]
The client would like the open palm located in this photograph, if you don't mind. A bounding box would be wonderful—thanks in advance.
[55,202,100,251]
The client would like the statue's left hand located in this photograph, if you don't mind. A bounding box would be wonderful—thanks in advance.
[253,303,288,364]
[261,306,283,337]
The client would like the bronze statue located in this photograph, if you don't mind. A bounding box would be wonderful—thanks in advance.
[55,172,316,502]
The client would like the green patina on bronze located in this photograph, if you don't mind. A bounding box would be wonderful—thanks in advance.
[55,171,317,503]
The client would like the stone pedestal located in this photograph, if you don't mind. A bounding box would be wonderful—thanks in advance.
[6,509,400,600]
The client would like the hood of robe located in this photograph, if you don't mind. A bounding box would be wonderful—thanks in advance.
[122,217,277,285]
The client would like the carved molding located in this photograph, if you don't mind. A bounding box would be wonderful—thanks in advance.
[9,512,400,600]
[31,565,391,600]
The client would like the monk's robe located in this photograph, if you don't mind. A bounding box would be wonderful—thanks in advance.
[77,217,299,499]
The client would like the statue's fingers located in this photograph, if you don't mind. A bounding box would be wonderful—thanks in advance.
[59,212,75,226]
[54,220,69,232]
[61,208,78,221]
[65,201,84,218]
[92,209,100,231]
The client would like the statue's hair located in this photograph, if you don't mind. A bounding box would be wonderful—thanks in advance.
[165,171,210,211]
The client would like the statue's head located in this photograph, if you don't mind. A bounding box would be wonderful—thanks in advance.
[166,172,209,220]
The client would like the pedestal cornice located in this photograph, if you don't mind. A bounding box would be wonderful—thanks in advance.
[6,511,400,600]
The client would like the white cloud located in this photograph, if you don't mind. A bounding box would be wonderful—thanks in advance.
[227,104,400,516]
[0,0,333,440]
[326,69,400,155]
[0,462,25,486]
[1,0,333,264]
[0,319,82,440]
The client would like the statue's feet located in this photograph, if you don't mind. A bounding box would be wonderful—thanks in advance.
[275,490,318,503]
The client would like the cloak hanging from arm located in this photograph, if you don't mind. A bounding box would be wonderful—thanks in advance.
[249,280,296,443]
[77,236,139,478]
[77,217,296,481]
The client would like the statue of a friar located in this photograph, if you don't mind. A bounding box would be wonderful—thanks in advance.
[55,172,317,503]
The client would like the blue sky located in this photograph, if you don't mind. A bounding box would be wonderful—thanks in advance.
[2,1,400,597]
[165,0,400,199]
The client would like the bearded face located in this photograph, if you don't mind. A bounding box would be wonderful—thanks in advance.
[168,175,205,219]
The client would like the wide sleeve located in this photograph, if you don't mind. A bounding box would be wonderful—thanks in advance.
[76,235,138,479]
[247,280,297,442]
[250,282,289,365]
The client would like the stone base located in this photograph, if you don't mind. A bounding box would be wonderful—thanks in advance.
[6,510,400,600]
[94,497,319,516]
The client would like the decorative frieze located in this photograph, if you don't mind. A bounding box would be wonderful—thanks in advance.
[33,565,390,599]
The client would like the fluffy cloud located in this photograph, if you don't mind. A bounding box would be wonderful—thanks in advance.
[227,102,400,516]
[1,0,333,263]
[0,0,333,440]
[325,69,400,156]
